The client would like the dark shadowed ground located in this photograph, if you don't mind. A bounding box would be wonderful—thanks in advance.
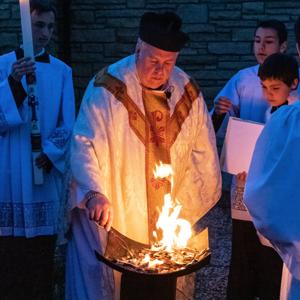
[195,191,231,300]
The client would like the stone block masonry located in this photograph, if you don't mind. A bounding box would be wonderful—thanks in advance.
[2,1,300,109]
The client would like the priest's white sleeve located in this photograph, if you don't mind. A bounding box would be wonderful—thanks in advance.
[176,93,222,225]
[192,94,222,216]
[70,81,110,209]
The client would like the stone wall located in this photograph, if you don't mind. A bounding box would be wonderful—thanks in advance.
[2,0,300,108]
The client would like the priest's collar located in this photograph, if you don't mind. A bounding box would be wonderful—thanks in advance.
[142,83,165,92]
[15,47,50,63]
[140,82,174,99]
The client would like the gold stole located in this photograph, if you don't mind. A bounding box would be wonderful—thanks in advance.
[143,89,171,241]
[94,68,199,242]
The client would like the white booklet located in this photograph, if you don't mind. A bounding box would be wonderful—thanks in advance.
[220,117,264,175]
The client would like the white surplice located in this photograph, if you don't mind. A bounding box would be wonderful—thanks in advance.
[67,54,221,300]
[244,100,300,300]
[213,64,270,221]
[0,49,75,237]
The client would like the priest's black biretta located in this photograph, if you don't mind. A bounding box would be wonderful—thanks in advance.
[139,12,189,52]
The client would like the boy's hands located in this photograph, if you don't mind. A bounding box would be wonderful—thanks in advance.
[10,57,35,82]
[86,193,113,231]
[236,171,247,187]
[214,96,232,115]
[35,152,53,173]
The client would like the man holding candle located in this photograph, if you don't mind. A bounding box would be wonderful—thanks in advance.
[0,0,75,299]
[66,11,221,300]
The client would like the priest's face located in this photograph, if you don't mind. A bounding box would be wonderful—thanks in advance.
[254,27,287,64]
[31,10,55,54]
[136,40,178,89]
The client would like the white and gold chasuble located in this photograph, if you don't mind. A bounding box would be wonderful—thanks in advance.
[67,55,221,300]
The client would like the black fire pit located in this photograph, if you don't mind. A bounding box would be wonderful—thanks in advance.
[95,226,210,300]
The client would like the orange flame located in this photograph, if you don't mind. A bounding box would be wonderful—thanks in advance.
[141,253,164,268]
[152,162,192,252]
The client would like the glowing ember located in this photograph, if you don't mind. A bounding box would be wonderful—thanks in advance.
[141,253,164,268]
[112,247,207,274]
[152,162,192,252]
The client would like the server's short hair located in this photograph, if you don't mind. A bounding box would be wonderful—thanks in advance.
[255,20,287,45]
[258,53,299,87]
[30,0,56,18]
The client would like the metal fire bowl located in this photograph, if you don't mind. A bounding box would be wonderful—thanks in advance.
[94,226,211,279]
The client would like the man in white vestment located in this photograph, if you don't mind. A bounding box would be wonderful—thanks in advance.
[244,16,300,300]
[66,11,221,300]
[0,1,75,299]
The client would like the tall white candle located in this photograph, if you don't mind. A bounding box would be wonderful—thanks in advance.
[19,0,34,58]
[19,0,43,185]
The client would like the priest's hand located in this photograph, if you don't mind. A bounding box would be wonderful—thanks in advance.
[214,96,232,115]
[10,57,35,82]
[35,152,53,173]
[86,193,113,231]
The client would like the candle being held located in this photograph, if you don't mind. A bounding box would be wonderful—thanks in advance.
[19,0,43,184]
[19,0,34,59]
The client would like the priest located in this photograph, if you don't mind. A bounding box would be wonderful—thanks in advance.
[66,11,221,300]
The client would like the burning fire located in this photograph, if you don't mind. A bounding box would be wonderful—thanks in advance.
[142,253,164,268]
[112,162,195,271]
[98,162,208,274]
[152,162,192,252]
